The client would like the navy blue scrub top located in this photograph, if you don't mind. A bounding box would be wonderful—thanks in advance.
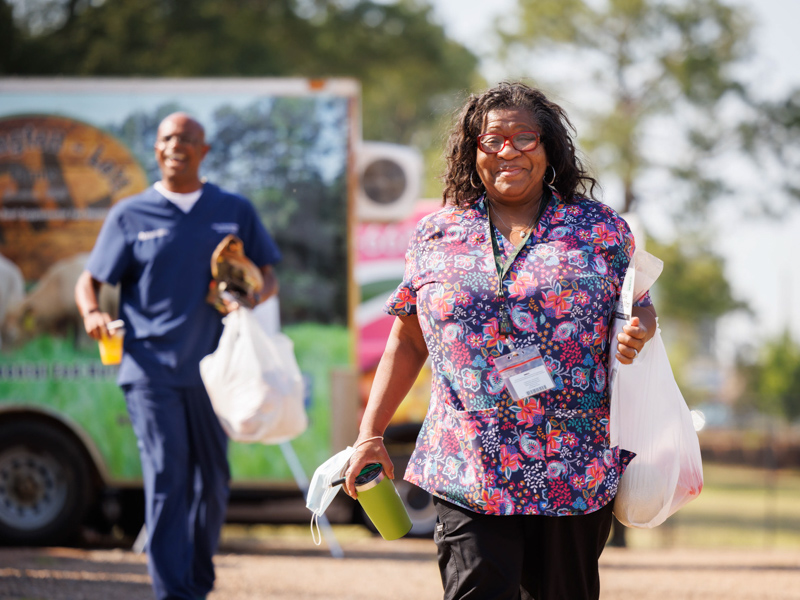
[87,183,282,387]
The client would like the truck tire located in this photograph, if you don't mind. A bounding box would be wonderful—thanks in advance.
[361,452,436,538]
[359,479,437,538]
[0,421,92,545]
[394,480,437,537]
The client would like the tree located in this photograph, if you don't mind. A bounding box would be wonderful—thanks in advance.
[646,237,747,324]
[4,0,480,159]
[739,87,800,212]
[645,236,748,406]
[0,1,21,73]
[497,0,754,219]
[739,332,800,422]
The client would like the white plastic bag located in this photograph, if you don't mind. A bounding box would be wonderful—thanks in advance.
[608,251,703,529]
[610,327,704,528]
[200,307,307,444]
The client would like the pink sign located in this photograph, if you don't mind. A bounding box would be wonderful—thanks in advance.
[356,200,439,371]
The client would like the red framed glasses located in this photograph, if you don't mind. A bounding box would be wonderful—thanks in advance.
[477,131,541,154]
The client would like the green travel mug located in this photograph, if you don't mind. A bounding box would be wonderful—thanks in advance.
[355,463,413,540]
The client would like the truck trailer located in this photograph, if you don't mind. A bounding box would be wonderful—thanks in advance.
[0,77,435,545]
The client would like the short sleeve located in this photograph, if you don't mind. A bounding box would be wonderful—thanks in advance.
[86,202,132,286]
[613,211,653,308]
[384,218,428,316]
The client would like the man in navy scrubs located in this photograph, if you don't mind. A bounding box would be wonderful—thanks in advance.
[75,112,281,600]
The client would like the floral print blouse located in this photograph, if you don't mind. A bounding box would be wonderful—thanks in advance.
[385,191,650,517]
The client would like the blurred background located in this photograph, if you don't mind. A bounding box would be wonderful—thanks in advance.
[2,0,800,550]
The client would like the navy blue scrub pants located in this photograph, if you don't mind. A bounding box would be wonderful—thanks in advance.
[433,497,614,600]
[124,383,230,600]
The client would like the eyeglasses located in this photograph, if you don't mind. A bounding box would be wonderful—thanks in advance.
[477,131,541,154]
[156,134,203,147]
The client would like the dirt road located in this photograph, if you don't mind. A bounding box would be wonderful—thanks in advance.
[1,527,799,599]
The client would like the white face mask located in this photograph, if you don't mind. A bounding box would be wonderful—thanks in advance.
[306,446,355,545]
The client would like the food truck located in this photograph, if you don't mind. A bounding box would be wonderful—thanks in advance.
[0,78,436,545]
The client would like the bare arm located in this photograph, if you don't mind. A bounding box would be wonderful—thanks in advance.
[343,314,429,498]
[616,304,658,365]
[74,269,113,340]
[256,265,278,304]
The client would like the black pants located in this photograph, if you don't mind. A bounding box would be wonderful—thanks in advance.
[433,497,614,600]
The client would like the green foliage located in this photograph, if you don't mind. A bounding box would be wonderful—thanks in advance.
[739,88,800,209]
[499,0,753,216]
[742,332,800,422]
[0,1,21,73]
[647,237,747,323]
[645,237,748,405]
[4,0,479,166]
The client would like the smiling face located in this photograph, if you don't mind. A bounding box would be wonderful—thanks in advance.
[154,113,210,193]
[476,107,548,210]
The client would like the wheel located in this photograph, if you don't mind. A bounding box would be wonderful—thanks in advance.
[0,421,92,545]
[357,453,438,538]
[395,480,437,537]
[359,480,436,538]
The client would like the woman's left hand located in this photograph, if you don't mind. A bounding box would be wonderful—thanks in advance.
[616,315,649,365]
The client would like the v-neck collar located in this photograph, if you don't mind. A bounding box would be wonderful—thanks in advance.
[152,182,209,216]
[477,188,556,250]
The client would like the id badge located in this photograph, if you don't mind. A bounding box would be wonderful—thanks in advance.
[495,345,556,401]
[613,263,635,322]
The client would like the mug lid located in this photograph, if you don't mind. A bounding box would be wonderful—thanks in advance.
[355,463,384,491]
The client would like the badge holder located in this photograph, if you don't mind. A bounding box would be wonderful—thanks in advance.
[495,344,556,401]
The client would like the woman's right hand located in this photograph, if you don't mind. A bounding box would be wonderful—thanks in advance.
[343,437,394,499]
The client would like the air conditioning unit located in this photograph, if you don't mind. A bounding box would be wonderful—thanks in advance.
[356,142,422,222]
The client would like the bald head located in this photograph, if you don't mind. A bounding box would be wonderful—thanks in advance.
[157,112,206,144]
[154,112,210,193]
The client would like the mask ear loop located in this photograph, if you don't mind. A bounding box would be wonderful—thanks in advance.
[310,512,322,546]
[308,441,379,548]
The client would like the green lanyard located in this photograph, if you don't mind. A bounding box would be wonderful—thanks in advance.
[487,195,549,336]
[488,214,530,336]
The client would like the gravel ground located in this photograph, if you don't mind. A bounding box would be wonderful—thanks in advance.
[2,527,800,599]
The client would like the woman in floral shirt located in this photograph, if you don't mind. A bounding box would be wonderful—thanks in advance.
[344,82,657,600]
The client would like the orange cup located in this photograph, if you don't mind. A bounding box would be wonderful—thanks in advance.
[98,320,125,365]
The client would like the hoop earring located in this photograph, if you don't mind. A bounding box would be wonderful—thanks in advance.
[470,171,483,189]
[544,165,558,196]
[544,165,557,186]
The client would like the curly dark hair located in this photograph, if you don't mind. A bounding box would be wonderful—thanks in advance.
[442,81,598,207]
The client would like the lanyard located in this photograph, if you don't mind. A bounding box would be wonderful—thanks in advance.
[487,194,549,337]
[488,214,528,336]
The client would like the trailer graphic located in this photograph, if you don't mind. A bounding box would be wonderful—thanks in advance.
[0,78,361,544]
[0,78,439,545]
